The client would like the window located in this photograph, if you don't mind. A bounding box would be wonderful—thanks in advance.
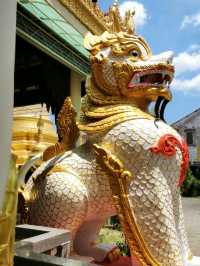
[185,130,195,146]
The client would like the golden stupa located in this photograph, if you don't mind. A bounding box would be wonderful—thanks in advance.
[12,104,58,166]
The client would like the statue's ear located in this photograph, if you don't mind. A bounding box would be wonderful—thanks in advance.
[84,32,102,55]
[84,32,95,51]
[84,31,111,55]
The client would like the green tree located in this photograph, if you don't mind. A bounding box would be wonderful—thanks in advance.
[181,168,200,197]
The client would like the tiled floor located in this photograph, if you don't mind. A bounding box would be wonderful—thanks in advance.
[182,197,200,256]
[100,257,132,266]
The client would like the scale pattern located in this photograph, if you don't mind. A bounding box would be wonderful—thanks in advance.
[103,119,190,265]
[26,118,190,265]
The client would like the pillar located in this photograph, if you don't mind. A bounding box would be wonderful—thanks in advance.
[70,70,86,145]
[70,70,83,117]
[0,1,17,210]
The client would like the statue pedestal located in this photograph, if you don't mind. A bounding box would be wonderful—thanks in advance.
[97,256,133,266]
[15,224,71,256]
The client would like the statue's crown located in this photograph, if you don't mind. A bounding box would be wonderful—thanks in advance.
[105,0,136,34]
[84,1,141,54]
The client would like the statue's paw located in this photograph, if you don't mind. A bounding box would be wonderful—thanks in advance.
[84,243,120,263]
[186,256,200,266]
[105,246,121,263]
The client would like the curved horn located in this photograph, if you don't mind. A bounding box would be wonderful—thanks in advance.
[160,99,169,122]
[154,96,164,119]
[109,1,123,33]
[124,9,135,34]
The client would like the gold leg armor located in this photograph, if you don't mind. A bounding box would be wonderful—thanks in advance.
[94,144,161,266]
[0,155,17,266]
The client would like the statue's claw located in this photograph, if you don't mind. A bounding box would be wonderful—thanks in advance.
[105,247,121,263]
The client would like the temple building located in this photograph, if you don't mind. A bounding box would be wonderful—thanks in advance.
[13,0,107,163]
[16,0,90,114]
[172,108,200,177]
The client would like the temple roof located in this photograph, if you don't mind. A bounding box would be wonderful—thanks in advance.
[172,107,200,127]
[18,0,89,59]
[58,0,108,35]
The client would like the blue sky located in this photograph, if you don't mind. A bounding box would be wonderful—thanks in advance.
[98,0,200,123]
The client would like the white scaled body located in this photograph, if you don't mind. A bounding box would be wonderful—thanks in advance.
[25,118,199,265]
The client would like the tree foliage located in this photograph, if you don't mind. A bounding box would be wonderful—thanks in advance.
[181,167,200,197]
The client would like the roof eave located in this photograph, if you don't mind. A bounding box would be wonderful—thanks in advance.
[58,0,107,35]
[172,107,200,127]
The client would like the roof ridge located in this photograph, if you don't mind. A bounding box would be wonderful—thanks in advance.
[172,107,200,125]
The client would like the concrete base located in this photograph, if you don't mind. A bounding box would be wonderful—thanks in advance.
[15,224,71,256]
[15,250,98,266]
[70,254,94,263]
[15,224,97,266]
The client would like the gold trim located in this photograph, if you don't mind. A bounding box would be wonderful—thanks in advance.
[12,135,55,141]
[12,133,57,142]
[46,165,78,177]
[94,144,161,266]
[58,0,107,35]
[43,97,79,161]
[13,116,53,124]
[58,1,139,36]
[78,78,153,134]
[78,111,152,133]
[0,154,17,266]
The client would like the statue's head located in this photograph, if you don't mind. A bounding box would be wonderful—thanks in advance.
[84,2,174,115]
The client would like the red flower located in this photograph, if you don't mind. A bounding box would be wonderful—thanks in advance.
[150,134,189,187]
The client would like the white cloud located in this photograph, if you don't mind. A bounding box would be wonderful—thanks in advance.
[174,51,200,76]
[119,1,148,28]
[188,44,200,52]
[172,46,200,93]
[172,74,200,92]
[181,12,200,29]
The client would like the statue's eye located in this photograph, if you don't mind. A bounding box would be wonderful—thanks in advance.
[130,50,139,57]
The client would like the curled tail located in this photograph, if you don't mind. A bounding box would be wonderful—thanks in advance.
[43,97,80,161]
[18,98,79,223]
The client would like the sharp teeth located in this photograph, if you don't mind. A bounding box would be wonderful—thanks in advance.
[135,74,140,83]
[162,73,165,79]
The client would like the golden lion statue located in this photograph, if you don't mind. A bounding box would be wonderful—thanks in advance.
[20,3,200,266]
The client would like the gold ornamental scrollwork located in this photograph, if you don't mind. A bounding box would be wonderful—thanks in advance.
[58,0,107,35]
[58,0,139,36]
[43,97,79,161]
[93,144,161,266]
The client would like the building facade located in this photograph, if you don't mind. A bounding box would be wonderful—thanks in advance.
[13,0,108,164]
[172,108,200,177]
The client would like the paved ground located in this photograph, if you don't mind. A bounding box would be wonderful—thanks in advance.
[182,197,200,256]
[100,257,131,266]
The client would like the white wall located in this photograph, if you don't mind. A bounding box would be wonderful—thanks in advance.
[47,0,88,35]
[0,1,17,210]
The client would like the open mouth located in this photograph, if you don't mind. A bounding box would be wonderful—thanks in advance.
[128,69,174,89]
